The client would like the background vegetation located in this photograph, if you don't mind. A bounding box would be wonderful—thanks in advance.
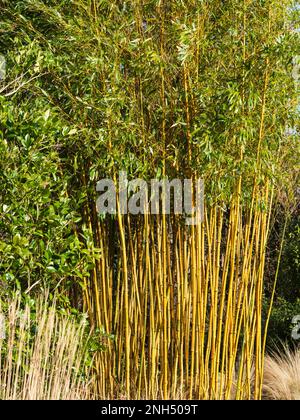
[0,0,299,399]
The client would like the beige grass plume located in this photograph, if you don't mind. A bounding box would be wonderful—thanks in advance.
[263,347,300,400]
[0,293,94,400]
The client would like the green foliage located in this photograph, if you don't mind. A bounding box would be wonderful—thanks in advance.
[1,0,298,192]
[0,1,299,332]
[264,297,300,348]
[264,210,300,348]
[0,96,94,292]
[277,215,300,302]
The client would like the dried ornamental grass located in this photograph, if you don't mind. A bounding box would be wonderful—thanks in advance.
[263,348,300,400]
[0,294,94,400]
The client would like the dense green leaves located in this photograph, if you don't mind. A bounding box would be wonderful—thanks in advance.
[0,0,299,296]
[0,97,93,292]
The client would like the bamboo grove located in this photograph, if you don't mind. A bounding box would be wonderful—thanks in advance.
[0,0,299,400]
